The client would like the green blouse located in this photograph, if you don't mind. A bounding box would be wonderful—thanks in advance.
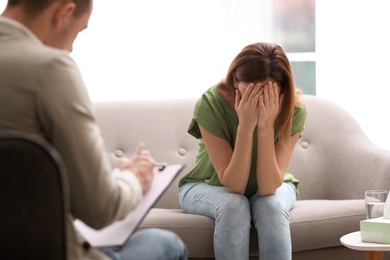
[179,85,307,198]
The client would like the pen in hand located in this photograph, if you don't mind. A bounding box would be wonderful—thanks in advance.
[136,142,167,171]
[135,142,145,154]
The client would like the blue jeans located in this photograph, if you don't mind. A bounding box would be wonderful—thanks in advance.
[100,228,188,260]
[178,182,296,260]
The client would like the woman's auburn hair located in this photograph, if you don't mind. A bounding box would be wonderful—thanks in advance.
[217,42,304,143]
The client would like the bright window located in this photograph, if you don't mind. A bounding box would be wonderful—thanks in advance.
[2,0,390,150]
[0,0,315,100]
[70,0,316,101]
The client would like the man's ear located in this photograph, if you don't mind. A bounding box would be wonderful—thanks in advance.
[53,2,76,28]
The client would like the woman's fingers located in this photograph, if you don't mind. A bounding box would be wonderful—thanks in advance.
[262,81,280,107]
[241,83,254,103]
[234,89,241,109]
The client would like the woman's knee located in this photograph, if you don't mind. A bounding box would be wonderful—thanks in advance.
[216,194,251,221]
[251,184,295,220]
[251,195,291,223]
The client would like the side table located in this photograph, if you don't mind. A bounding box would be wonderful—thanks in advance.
[340,231,390,260]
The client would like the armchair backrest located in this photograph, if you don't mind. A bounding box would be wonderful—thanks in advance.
[0,131,69,260]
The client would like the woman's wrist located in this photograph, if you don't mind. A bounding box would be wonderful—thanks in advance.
[237,123,256,135]
[257,125,274,138]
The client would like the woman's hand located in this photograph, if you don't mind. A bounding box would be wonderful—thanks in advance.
[257,81,283,131]
[235,82,262,131]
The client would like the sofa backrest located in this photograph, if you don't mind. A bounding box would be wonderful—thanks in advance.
[288,95,390,200]
[94,99,199,209]
[94,95,390,209]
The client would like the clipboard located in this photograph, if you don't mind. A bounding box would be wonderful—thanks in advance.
[73,163,185,248]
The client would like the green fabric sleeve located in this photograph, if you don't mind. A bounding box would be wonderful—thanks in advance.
[291,104,307,135]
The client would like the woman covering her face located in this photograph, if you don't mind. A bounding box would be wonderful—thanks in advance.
[179,42,307,260]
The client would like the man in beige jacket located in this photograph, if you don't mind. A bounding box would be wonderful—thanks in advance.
[0,0,187,259]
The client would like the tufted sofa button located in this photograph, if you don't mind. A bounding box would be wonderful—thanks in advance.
[114,150,123,158]
[301,141,309,149]
[178,148,187,156]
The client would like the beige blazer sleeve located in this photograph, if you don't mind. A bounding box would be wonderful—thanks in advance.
[36,54,142,229]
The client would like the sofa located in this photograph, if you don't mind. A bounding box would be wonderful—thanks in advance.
[93,94,390,260]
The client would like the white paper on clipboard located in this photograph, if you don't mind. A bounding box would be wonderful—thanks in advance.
[73,164,185,248]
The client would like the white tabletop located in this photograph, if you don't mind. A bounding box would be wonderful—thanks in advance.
[340,231,390,251]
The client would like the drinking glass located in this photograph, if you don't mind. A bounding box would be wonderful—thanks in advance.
[365,190,388,219]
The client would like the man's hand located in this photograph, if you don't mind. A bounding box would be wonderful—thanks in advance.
[120,150,155,194]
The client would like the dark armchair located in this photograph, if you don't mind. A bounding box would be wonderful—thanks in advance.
[0,131,69,260]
